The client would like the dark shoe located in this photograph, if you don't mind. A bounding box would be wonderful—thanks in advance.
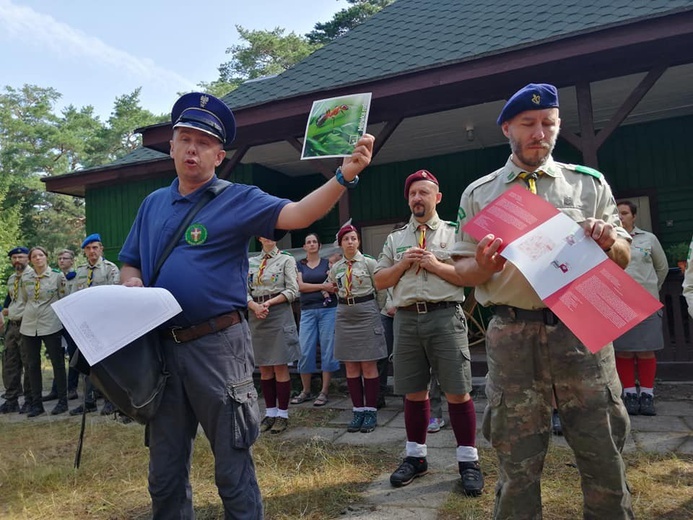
[360,410,377,433]
[551,409,563,436]
[0,401,19,414]
[260,416,276,433]
[639,393,657,416]
[42,391,59,402]
[51,399,68,415]
[101,401,116,415]
[377,394,387,409]
[67,389,79,400]
[347,411,365,432]
[19,401,30,414]
[27,405,46,418]
[117,413,133,424]
[623,393,640,416]
[270,416,288,434]
[390,457,428,487]
[459,461,484,497]
[70,402,97,416]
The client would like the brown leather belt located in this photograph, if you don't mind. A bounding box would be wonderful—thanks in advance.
[494,305,560,326]
[397,301,460,314]
[253,292,281,303]
[162,311,243,344]
[338,294,375,305]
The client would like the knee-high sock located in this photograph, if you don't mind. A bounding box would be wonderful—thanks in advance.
[448,400,476,447]
[261,377,277,410]
[404,398,429,445]
[363,377,380,409]
[615,357,636,389]
[637,357,657,393]
[347,376,364,408]
[276,380,291,411]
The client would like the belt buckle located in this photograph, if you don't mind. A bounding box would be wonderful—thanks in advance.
[416,302,428,314]
[543,308,558,326]
[346,296,356,306]
[170,326,183,344]
[258,294,269,303]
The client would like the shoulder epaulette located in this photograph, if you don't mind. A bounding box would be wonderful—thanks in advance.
[280,250,293,256]
[562,163,603,180]
[466,169,505,193]
[363,253,375,260]
[51,268,60,273]
[445,220,460,232]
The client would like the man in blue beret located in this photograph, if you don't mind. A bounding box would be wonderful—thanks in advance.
[453,83,634,518]
[1,247,32,414]
[68,233,120,416]
[119,92,374,519]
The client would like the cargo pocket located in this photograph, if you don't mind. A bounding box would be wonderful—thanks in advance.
[482,383,503,443]
[227,378,260,449]
[283,325,299,349]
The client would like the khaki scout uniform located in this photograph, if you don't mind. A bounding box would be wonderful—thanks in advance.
[456,156,633,520]
[329,252,386,362]
[2,267,33,405]
[246,247,299,366]
[683,236,693,318]
[376,214,471,395]
[74,257,120,290]
[18,268,67,408]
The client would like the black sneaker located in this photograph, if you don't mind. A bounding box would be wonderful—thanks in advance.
[18,401,30,414]
[70,403,98,416]
[623,393,639,416]
[51,399,68,415]
[459,461,484,497]
[27,405,46,418]
[390,457,428,487]
[42,391,59,402]
[67,389,79,400]
[101,401,116,415]
[551,409,563,436]
[260,416,276,433]
[0,400,19,414]
[360,410,377,433]
[347,411,365,432]
[639,393,657,416]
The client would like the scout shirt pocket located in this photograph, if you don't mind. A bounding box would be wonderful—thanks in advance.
[226,378,260,449]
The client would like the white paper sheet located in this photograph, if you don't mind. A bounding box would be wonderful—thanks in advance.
[51,285,182,365]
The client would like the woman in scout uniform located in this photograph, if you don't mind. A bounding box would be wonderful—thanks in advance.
[18,246,68,417]
[247,237,300,434]
[329,224,386,433]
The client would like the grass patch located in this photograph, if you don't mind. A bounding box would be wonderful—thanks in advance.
[440,446,693,520]
[0,415,398,519]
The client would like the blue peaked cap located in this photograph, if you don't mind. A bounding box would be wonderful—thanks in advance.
[82,233,102,249]
[497,83,559,125]
[7,246,29,257]
[171,92,236,146]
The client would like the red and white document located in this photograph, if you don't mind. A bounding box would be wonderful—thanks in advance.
[462,185,662,352]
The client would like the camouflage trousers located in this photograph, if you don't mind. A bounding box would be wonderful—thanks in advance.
[2,320,29,403]
[482,315,634,520]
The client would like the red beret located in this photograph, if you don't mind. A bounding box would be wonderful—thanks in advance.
[404,170,439,198]
[337,224,358,244]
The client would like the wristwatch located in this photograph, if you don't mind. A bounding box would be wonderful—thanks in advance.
[335,167,359,189]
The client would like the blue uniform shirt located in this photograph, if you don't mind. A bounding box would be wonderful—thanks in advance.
[119,175,290,326]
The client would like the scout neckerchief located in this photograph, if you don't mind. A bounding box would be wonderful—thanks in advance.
[87,264,96,287]
[34,271,45,301]
[416,224,427,274]
[256,252,271,285]
[345,260,354,296]
[518,171,545,194]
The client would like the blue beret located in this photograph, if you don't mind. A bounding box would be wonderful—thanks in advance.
[7,246,29,257]
[497,83,559,125]
[82,233,102,249]
[171,92,236,146]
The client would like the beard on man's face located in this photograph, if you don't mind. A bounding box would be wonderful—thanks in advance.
[509,135,555,169]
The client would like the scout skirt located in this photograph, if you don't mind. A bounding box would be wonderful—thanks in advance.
[334,298,387,362]
[613,309,664,352]
[249,303,300,365]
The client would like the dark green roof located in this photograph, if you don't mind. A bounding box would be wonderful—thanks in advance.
[108,147,169,166]
[223,0,692,110]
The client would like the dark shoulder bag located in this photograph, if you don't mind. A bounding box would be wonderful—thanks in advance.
[72,180,230,465]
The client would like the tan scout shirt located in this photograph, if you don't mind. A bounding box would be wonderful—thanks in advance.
[454,156,629,310]
[6,267,32,321]
[682,236,693,318]
[625,227,668,299]
[328,251,378,299]
[247,247,299,303]
[19,268,66,336]
[376,213,466,308]
[74,258,120,291]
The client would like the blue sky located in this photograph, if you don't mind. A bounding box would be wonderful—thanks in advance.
[0,0,350,119]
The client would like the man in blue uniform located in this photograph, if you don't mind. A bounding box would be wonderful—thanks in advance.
[119,92,373,519]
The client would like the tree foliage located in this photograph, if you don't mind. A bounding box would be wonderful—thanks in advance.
[306,0,395,45]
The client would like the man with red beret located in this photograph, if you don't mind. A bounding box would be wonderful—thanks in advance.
[374,170,483,495]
